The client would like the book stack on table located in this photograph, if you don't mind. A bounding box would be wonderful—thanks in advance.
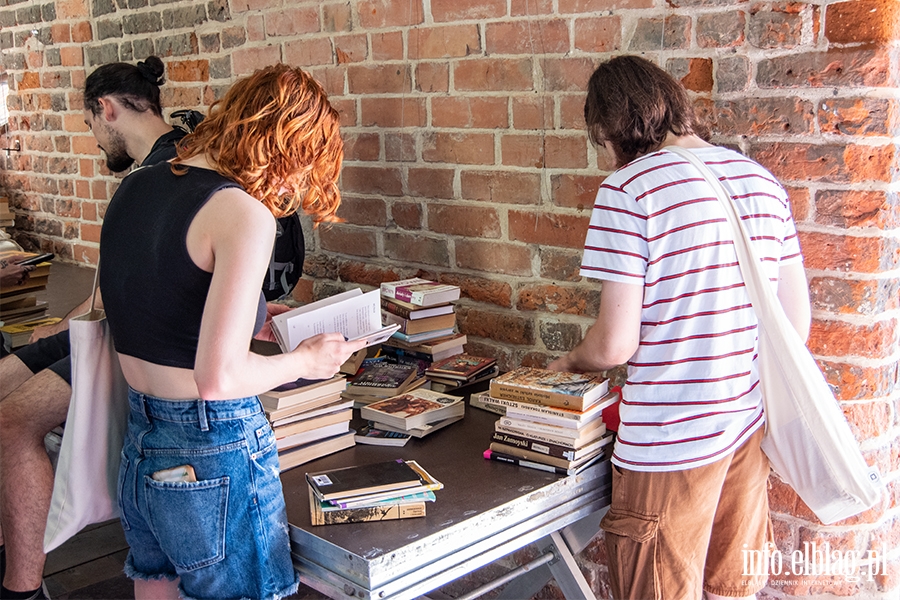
[342,361,427,408]
[424,353,499,393]
[478,367,620,476]
[0,253,53,330]
[260,376,356,472]
[306,458,443,525]
[359,387,466,439]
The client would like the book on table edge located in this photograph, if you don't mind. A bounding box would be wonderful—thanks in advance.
[489,441,606,470]
[322,489,436,511]
[382,332,467,354]
[496,390,619,427]
[380,277,461,307]
[320,460,443,507]
[360,388,465,431]
[428,365,500,393]
[390,327,457,344]
[276,421,350,451]
[370,415,463,439]
[490,429,614,461]
[277,430,355,473]
[489,367,610,411]
[494,418,608,449]
[469,391,506,416]
[381,296,454,320]
[347,363,420,395]
[269,397,353,428]
[425,353,497,381]
[354,425,411,446]
[265,391,344,423]
[483,449,608,476]
[272,406,352,441]
[259,375,347,410]
[381,310,457,335]
[306,458,424,501]
[308,486,426,525]
[495,413,607,444]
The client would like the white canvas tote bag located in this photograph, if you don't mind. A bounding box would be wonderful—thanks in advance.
[44,270,129,551]
[667,146,883,525]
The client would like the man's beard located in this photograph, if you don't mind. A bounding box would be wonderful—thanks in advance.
[103,128,135,172]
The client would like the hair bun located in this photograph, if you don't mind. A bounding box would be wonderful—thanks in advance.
[136,56,165,86]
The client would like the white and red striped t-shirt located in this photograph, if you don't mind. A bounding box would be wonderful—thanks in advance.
[581,146,802,472]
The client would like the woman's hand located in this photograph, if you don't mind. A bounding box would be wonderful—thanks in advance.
[253,302,293,343]
[290,333,367,380]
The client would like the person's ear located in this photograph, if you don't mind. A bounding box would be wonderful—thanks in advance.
[96,97,117,123]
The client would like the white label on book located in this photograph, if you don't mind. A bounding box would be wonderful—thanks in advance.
[310,474,333,487]
[531,442,550,455]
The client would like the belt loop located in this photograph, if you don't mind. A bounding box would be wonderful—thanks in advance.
[197,399,209,431]
[137,393,149,420]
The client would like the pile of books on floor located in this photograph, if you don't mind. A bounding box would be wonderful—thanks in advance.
[424,352,499,393]
[0,252,53,330]
[342,361,426,408]
[260,376,355,472]
[379,277,466,369]
[306,458,442,525]
[478,367,619,476]
[359,387,466,440]
[0,197,14,230]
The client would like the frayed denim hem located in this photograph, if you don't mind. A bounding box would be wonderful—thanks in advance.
[122,554,179,582]
[179,573,300,600]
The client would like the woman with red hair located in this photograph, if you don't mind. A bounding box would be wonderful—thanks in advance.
[99,65,365,600]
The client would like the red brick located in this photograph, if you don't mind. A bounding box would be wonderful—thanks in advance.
[73,244,99,266]
[441,274,513,307]
[342,133,380,162]
[168,60,209,82]
[160,88,202,112]
[340,166,403,196]
[486,19,569,55]
[559,94,586,130]
[383,232,450,267]
[82,201,97,221]
[55,199,80,219]
[820,360,899,401]
[71,21,92,43]
[400,168,450,199]
[75,180,91,199]
[431,97,508,129]
[509,211,589,249]
[455,240,533,276]
[372,32,403,61]
[714,98,815,136]
[551,174,603,210]
[319,225,377,257]
[678,58,713,93]
[60,47,84,67]
[71,135,100,156]
[232,46,282,76]
[558,0,652,12]
[232,0,280,11]
[825,0,899,45]
[427,204,500,238]
[750,143,848,184]
[334,196,387,226]
[454,58,533,92]
[360,97,426,127]
[460,170,542,205]
[57,0,88,19]
[544,135,588,169]
[819,98,895,136]
[431,0,506,22]
[502,135,543,168]
[265,6,319,36]
[311,66,346,97]
[337,262,398,289]
[285,38,334,66]
[358,0,424,28]
[748,7,803,49]
[573,16,621,52]
[456,306,534,346]
[391,201,422,229]
[808,319,898,359]
[540,248,586,282]
[416,63,449,92]
[815,189,892,229]
[800,231,897,273]
[842,400,894,440]
[697,10,745,47]
[247,15,265,41]
[516,284,600,316]
[19,72,40,90]
[422,132,494,165]
[384,133,416,162]
[808,276,900,316]
[91,180,107,200]
[844,143,895,184]
[64,114,89,133]
[329,99,356,128]
[334,34,368,64]
[290,279,314,304]
[786,186,811,222]
[512,96,554,130]
[51,24,71,44]
[511,0,553,15]
[347,64,411,94]
[757,49,892,89]
[78,159,93,178]
[323,2,352,32]
[540,57,595,92]
[408,25,480,59]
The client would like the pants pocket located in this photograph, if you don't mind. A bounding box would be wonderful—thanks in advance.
[601,508,661,600]
[144,475,229,571]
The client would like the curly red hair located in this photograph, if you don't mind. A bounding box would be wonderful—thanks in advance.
[174,64,343,223]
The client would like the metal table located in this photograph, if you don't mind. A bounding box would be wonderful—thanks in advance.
[281,404,611,600]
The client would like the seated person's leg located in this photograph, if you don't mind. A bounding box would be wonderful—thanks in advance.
[0,332,71,402]
[0,368,71,593]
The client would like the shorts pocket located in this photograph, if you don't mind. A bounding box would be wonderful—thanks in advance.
[144,475,229,571]
[601,509,661,600]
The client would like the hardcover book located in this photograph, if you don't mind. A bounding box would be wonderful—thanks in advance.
[322,460,442,506]
[483,448,607,477]
[390,327,457,344]
[425,353,497,381]
[380,277,461,307]
[360,388,465,431]
[306,459,424,501]
[490,429,614,461]
[381,310,457,335]
[308,486,426,526]
[381,296,455,320]
[489,367,609,411]
[495,413,607,445]
[347,363,420,396]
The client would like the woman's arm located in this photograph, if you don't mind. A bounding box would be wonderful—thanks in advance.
[189,188,364,400]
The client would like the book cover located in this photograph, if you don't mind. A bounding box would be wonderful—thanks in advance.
[276,421,351,451]
[381,297,454,320]
[381,310,457,335]
[483,448,607,477]
[382,332,467,356]
[323,460,442,506]
[425,353,497,381]
[427,365,500,393]
[496,413,607,443]
[380,277,461,307]
[490,430,613,461]
[265,391,344,423]
[259,376,347,410]
[347,363,419,395]
[276,431,355,473]
[489,367,609,411]
[308,486,426,526]
[306,459,423,501]
[371,415,464,439]
[390,327,457,344]
[495,417,607,448]
[492,390,619,426]
[324,490,435,511]
[272,405,352,440]
[488,441,605,470]
[360,388,465,431]
[354,425,411,447]
[468,391,507,416]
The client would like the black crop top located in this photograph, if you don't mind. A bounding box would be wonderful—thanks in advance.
[100,162,267,369]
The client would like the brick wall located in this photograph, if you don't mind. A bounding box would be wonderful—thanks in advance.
[1,0,897,597]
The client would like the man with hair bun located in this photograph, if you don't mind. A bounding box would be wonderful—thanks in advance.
[0,56,183,600]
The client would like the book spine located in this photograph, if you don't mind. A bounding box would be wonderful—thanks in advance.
[380,297,414,319]
[497,416,582,437]
[494,422,600,447]
[313,502,426,525]
[491,431,578,460]
[483,449,575,476]
[502,408,582,429]
[489,442,574,469]
[489,381,591,411]
[488,396,587,422]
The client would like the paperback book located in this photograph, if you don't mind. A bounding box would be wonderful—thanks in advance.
[381,310,457,335]
[354,425,411,447]
[360,388,465,431]
[369,415,464,439]
[277,431,355,473]
[308,486,426,525]
[381,296,454,320]
[489,367,609,411]
[346,363,420,397]
[259,375,347,411]
[490,429,614,461]
[391,327,457,345]
[380,277,461,307]
[306,458,424,501]
[483,448,607,477]
[488,441,606,470]
[425,353,497,381]
[495,413,607,446]
[276,421,350,451]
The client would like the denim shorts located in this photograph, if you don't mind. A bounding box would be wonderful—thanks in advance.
[118,388,299,600]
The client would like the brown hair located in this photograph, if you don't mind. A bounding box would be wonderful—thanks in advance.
[584,55,708,167]
[174,64,343,223]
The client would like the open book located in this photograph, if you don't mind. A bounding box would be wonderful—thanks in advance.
[270,289,399,353]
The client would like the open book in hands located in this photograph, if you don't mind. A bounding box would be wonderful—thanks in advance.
[269,289,399,353]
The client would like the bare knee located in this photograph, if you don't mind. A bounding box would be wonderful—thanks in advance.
[0,370,71,448]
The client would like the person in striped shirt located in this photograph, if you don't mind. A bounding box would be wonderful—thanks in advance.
[549,55,811,600]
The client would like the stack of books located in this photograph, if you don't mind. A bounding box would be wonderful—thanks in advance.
[0,198,14,230]
[306,458,443,525]
[260,376,356,472]
[360,387,466,439]
[424,353,499,393]
[480,367,619,475]
[342,361,426,407]
[0,253,53,328]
